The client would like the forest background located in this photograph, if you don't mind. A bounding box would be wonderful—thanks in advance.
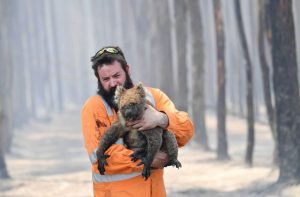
[1,0,300,196]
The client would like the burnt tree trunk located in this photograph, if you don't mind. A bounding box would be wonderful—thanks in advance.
[1,0,14,153]
[174,0,188,111]
[187,0,210,150]
[214,0,229,160]
[0,0,11,178]
[152,1,174,100]
[0,109,10,179]
[257,0,278,165]
[270,0,300,183]
[50,0,64,112]
[234,0,255,166]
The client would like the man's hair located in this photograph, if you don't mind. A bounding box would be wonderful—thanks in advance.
[91,46,128,80]
[90,46,134,110]
[91,46,129,93]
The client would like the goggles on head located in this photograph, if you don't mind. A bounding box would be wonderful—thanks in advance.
[94,47,119,59]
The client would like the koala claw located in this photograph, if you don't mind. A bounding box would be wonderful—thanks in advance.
[165,159,182,169]
[97,154,110,175]
[130,156,139,162]
[142,165,151,180]
[173,160,182,169]
[130,151,144,162]
[137,157,147,166]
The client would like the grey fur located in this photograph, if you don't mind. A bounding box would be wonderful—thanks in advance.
[96,84,181,180]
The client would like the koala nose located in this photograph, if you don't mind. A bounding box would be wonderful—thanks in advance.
[124,107,139,121]
[125,110,134,118]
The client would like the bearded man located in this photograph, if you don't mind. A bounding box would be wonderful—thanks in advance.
[81,46,194,197]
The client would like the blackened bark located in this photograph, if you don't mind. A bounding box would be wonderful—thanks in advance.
[214,0,229,160]
[270,0,300,183]
[154,1,175,100]
[0,151,10,179]
[0,1,10,177]
[131,1,149,85]
[187,0,210,150]
[234,0,255,166]
[0,73,10,178]
[1,0,14,153]
[0,111,9,178]
[257,0,278,165]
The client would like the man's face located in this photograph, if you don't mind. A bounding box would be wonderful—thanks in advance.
[97,60,133,110]
[97,60,128,92]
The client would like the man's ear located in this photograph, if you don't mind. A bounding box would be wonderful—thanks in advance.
[114,85,126,103]
[136,82,146,98]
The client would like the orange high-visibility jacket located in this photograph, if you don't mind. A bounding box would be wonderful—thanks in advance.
[81,87,194,197]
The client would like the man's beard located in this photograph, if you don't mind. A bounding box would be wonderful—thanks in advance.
[97,72,134,111]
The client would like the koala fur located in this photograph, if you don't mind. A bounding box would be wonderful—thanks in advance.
[96,83,181,180]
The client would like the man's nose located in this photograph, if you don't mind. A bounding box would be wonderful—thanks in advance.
[109,79,118,88]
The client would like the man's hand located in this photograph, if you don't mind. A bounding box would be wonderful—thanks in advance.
[151,151,169,169]
[126,104,169,131]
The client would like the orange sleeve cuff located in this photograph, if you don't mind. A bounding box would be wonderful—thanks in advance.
[163,109,194,147]
[150,88,194,147]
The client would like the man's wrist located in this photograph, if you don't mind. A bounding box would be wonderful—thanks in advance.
[158,112,169,129]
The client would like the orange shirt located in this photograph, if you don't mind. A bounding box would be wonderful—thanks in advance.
[81,87,194,197]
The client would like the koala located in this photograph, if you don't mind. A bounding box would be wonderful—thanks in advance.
[96,83,181,180]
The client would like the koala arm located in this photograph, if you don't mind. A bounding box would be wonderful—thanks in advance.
[149,88,195,147]
[81,96,143,175]
[96,122,123,157]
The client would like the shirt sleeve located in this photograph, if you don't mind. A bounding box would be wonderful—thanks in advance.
[151,88,194,147]
[81,96,143,175]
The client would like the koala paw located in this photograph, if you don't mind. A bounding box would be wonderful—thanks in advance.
[165,159,182,169]
[137,157,148,166]
[130,150,145,162]
[137,157,151,180]
[173,160,182,169]
[142,165,151,180]
[97,154,110,175]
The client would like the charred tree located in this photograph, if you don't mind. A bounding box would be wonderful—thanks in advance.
[270,0,300,183]
[26,1,38,119]
[12,1,29,127]
[187,0,210,150]
[49,0,64,112]
[131,1,149,85]
[154,1,175,100]
[214,0,229,160]
[257,0,278,165]
[234,0,255,166]
[174,0,188,111]
[146,1,175,98]
[0,0,11,178]
[2,0,14,153]
[0,41,10,178]
[0,108,10,179]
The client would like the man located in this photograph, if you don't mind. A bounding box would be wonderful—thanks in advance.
[81,46,194,197]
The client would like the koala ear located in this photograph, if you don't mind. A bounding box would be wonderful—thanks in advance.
[114,85,125,103]
[136,82,146,98]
